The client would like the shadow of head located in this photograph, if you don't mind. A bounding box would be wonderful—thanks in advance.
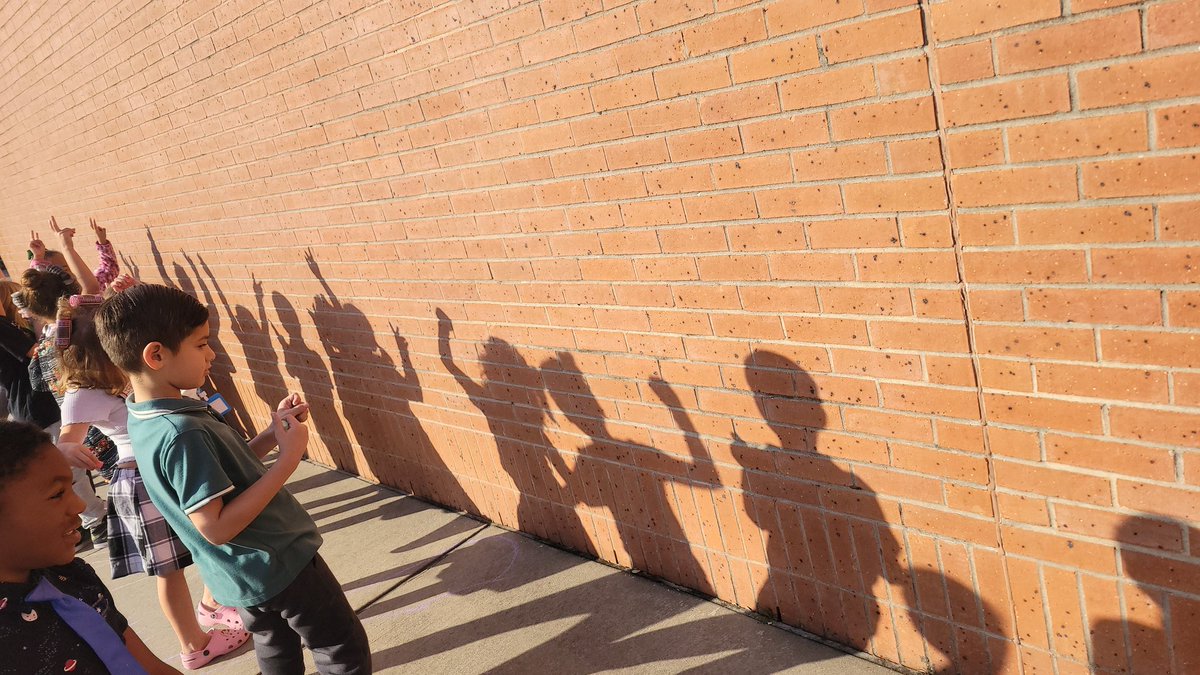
[743,349,826,453]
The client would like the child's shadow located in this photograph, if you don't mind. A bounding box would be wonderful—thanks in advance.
[1089,514,1193,673]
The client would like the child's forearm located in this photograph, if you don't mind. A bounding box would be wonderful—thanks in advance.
[62,245,101,294]
[93,240,120,288]
[188,457,300,545]
[248,422,279,459]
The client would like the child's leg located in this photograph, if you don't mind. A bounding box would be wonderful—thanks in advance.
[241,555,370,675]
[156,568,211,653]
[71,466,107,529]
[239,606,305,675]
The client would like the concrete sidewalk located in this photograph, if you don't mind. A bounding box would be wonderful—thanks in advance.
[81,461,889,674]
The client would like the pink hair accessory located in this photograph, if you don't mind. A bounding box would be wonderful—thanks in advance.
[68,294,103,308]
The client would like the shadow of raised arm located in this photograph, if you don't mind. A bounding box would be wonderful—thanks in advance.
[437,308,483,400]
[649,376,719,486]
[392,323,422,401]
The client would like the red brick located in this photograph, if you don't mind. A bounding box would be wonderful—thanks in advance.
[1110,407,1200,448]
[1157,104,1200,149]
[1077,52,1200,110]
[1083,154,1200,198]
[830,96,937,140]
[946,129,1004,168]
[973,325,1096,360]
[636,0,713,32]
[792,143,888,181]
[731,34,821,82]
[963,250,1088,283]
[820,9,924,65]
[653,57,732,98]
[683,9,768,57]
[780,64,877,109]
[700,83,782,123]
[740,113,829,151]
[929,0,1060,40]
[935,41,994,85]
[984,393,1104,434]
[952,165,1078,207]
[807,217,899,249]
[1146,0,1200,49]
[1091,247,1200,285]
[942,75,1071,127]
[843,177,949,213]
[996,12,1141,74]
[1016,205,1154,245]
[712,154,794,188]
[875,55,931,96]
[1008,112,1148,162]
[1025,289,1163,327]
[765,0,863,36]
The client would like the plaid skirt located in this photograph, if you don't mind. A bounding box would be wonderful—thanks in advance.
[106,468,193,578]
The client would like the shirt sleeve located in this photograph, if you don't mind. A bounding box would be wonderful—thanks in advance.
[160,428,235,515]
[93,241,119,289]
[60,388,116,427]
[0,318,34,361]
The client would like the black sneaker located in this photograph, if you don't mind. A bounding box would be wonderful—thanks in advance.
[88,521,108,548]
[74,526,93,552]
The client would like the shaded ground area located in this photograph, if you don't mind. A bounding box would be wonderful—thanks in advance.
[82,461,888,674]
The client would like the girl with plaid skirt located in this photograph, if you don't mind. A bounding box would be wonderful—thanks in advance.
[53,291,251,670]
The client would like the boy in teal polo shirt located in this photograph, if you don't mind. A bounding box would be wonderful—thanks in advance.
[95,284,370,675]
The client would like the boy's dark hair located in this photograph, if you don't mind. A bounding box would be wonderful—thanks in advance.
[95,283,209,374]
[0,421,53,493]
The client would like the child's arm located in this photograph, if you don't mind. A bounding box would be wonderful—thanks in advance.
[123,626,182,674]
[90,219,120,288]
[48,217,101,294]
[56,422,103,470]
[188,406,309,546]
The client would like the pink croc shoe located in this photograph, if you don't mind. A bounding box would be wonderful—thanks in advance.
[181,628,250,670]
[196,601,245,631]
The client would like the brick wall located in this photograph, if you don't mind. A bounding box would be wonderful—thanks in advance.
[2,0,1198,672]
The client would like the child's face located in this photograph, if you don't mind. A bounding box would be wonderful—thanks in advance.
[0,446,85,583]
[158,322,216,390]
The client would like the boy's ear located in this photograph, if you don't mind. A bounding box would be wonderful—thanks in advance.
[142,342,166,371]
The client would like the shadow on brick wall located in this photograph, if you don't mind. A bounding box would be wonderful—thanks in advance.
[305,250,478,518]
[431,316,1007,674]
[1088,514,1196,674]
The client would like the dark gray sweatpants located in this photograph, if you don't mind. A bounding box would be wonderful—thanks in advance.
[236,554,371,675]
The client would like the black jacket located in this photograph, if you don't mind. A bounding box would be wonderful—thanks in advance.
[0,317,59,428]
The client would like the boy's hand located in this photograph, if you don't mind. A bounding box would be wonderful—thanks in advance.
[277,392,309,422]
[49,216,76,249]
[90,217,107,244]
[29,231,46,260]
[273,406,310,466]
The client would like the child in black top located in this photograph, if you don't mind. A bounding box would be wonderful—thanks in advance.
[0,420,176,674]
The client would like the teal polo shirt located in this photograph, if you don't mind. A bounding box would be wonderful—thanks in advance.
[127,396,322,607]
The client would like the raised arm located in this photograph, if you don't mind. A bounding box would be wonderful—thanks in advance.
[90,219,120,288]
[436,308,483,399]
[48,218,101,294]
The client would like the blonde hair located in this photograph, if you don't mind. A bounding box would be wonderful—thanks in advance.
[56,299,128,397]
[0,281,30,330]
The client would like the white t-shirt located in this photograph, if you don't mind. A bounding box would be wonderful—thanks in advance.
[60,388,134,463]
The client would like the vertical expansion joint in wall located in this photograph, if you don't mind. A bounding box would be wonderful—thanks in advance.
[916,0,1023,664]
